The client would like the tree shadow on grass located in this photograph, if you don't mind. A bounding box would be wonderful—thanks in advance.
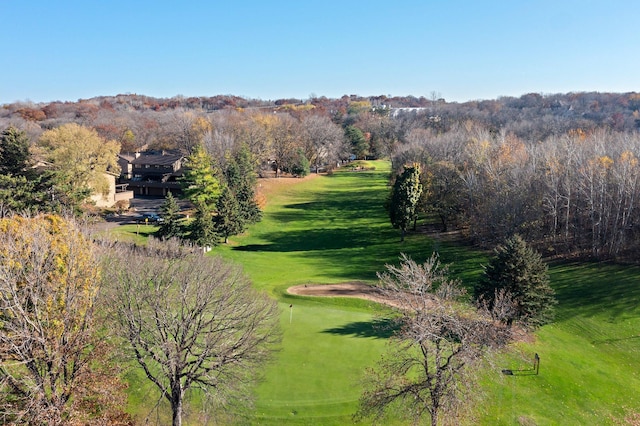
[322,317,398,339]
[232,225,388,252]
[550,260,640,321]
[233,166,486,281]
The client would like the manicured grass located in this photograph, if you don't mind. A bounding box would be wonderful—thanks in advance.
[477,261,640,425]
[215,161,438,424]
[115,160,640,424]
[217,161,640,425]
[218,162,468,292]
[247,300,390,425]
[211,162,496,424]
[98,223,158,244]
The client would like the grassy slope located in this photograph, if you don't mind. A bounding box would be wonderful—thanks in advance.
[479,262,640,425]
[217,162,434,424]
[117,160,640,424]
[221,161,640,425]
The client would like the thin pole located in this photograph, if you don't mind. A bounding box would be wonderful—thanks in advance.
[289,304,293,324]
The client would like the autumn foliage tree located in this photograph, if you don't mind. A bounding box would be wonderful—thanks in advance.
[36,123,120,211]
[0,215,129,424]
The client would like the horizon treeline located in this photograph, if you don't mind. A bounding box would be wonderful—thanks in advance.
[4,90,640,260]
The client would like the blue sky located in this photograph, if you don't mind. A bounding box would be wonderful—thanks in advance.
[1,0,638,104]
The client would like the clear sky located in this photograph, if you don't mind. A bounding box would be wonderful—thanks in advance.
[1,0,638,104]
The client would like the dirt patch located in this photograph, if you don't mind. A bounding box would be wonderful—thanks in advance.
[256,173,321,208]
[287,282,395,307]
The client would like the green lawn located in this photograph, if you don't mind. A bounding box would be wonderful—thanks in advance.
[100,223,159,244]
[215,162,433,424]
[119,160,640,425]
[478,262,640,425]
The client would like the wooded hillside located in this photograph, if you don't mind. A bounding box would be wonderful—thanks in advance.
[4,91,640,260]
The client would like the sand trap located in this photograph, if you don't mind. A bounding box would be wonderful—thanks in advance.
[287,282,394,306]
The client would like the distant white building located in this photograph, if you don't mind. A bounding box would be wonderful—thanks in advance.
[391,107,429,118]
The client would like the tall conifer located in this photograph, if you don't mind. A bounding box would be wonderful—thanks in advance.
[475,235,556,328]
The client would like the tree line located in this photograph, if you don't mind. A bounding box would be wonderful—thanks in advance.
[6,90,640,255]
[391,123,640,260]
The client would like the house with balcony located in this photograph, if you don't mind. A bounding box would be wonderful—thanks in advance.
[119,150,185,197]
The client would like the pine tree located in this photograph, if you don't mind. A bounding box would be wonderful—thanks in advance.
[389,163,423,241]
[0,126,30,176]
[225,146,261,224]
[345,125,368,160]
[215,185,244,244]
[290,149,310,177]
[156,191,182,239]
[180,144,220,208]
[189,201,218,248]
[474,234,556,328]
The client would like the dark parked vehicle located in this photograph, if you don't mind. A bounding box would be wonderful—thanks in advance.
[140,213,164,223]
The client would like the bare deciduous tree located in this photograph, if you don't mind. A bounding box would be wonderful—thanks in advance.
[299,115,346,172]
[104,239,280,426]
[357,254,511,426]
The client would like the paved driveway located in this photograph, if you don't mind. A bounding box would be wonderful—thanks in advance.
[102,196,191,228]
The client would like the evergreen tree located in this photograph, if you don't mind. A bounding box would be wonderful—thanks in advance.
[189,201,218,248]
[0,175,38,213]
[290,149,310,177]
[156,191,182,239]
[474,234,556,328]
[180,144,220,208]
[0,127,46,213]
[389,163,423,241]
[225,146,261,224]
[215,185,244,244]
[38,169,92,215]
[345,125,368,160]
[0,126,30,176]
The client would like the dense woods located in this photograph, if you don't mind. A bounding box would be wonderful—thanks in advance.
[3,91,640,259]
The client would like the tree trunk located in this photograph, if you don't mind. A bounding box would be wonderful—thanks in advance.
[439,214,448,232]
[171,384,183,426]
[172,399,182,426]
